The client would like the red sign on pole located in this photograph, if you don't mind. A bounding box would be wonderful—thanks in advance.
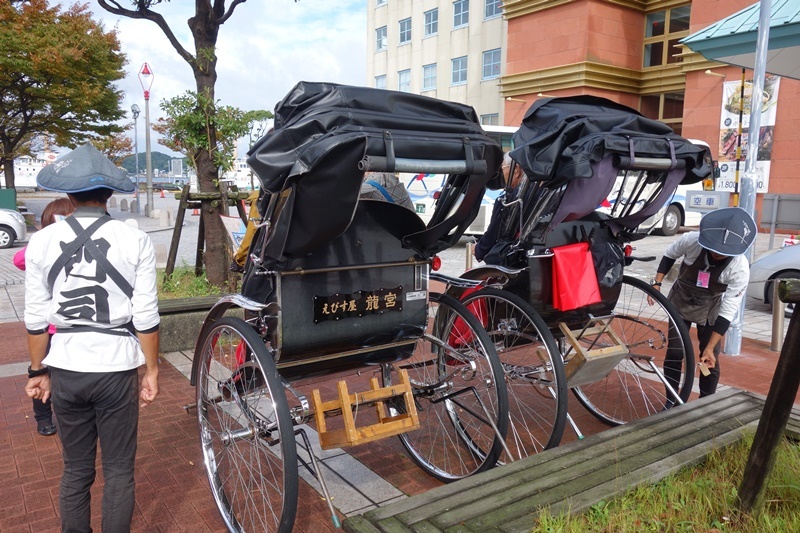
[138,62,154,100]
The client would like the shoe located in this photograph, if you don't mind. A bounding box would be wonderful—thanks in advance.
[229,261,245,274]
[37,421,57,436]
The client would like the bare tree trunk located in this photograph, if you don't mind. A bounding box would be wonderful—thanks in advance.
[1,139,16,189]
[190,13,231,287]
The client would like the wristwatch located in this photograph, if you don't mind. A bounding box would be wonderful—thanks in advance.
[27,365,49,378]
[650,279,662,287]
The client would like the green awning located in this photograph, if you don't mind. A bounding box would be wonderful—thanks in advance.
[682,0,800,79]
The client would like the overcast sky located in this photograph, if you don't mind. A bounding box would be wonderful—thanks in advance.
[92,0,367,157]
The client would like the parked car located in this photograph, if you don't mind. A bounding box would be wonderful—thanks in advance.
[0,208,27,248]
[746,243,800,317]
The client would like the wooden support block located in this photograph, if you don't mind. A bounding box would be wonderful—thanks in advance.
[310,369,420,450]
[560,319,630,388]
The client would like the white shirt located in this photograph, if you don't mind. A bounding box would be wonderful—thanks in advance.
[24,207,160,372]
[664,231,750,322]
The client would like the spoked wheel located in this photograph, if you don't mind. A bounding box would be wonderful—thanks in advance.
[571,276,695,425]
[460,288,567,461]
[196,316,298,533]
[384,292,508,482]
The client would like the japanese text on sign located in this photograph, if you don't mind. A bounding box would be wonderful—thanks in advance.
[313,287,403,323]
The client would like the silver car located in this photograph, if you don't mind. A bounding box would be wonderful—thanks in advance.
[747,243,800,316]
[0,208,27,248]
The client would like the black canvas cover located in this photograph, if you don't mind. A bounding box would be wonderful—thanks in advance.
[246,82,503,262]
[510,95,710,188]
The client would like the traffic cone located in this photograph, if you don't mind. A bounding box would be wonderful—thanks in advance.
[192,208,199,216]
[160,189,165,198]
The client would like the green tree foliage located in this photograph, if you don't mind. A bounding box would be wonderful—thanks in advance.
[0,0,127,188]
[153,91,271,175]
[96,0,291,287]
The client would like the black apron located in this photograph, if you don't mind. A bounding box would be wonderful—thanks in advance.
[667,248,732,325]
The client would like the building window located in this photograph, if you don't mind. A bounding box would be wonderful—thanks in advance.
[375,75,387,90]
[485,0,502,18]
[453,0,469,28]
[481,114,499,126]
[640,92,684,135]
[643,5,690,68]
[398,69,411,92]
[424,8,438,36]
[376,26,387,51]
[482,48,501,80]
[451,56,468,85]
[376,0,386,5]
[423,64,437,91]
[399,18,412,44]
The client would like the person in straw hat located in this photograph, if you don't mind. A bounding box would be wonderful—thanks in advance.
[650,207,756,405]
[24,144,160,532]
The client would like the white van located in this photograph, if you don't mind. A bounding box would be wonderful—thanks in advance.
[403,125,517,236]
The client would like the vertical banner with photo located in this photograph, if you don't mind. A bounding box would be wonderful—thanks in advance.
[716,75,780,193]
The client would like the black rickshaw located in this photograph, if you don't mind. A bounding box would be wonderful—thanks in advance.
[448,95,710,457]
[189,82,516,532]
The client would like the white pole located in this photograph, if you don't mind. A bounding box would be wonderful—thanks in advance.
[725,0,772,355]
[144,96,154,216]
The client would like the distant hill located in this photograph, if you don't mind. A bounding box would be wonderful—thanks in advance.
[120,152,185,174]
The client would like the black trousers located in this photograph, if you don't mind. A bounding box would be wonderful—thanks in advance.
[665,320,721,399]
[50,367,139,533]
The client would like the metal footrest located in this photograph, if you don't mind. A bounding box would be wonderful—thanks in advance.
[560,318,630,388]
[310,369,420,449]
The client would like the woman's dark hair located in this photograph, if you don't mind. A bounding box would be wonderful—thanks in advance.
[68,188,114,205]
[41,197,76,228]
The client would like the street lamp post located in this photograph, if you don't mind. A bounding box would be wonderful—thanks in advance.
[131,104,140,214]
[138,63,155,216]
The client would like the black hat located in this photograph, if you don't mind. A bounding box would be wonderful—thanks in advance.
[36,144,135,194]
[698,207,756,256]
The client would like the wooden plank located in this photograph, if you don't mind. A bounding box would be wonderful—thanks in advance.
[349,391,796,533]
[431,399,762,530]
[366,390,760,529]
[342,515,384,533]
[461,405,763,531]
[361,389,750,525]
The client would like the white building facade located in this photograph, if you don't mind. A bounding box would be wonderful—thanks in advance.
[367,0,507,126]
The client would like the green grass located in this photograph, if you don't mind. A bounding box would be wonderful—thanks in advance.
[157,266,230,299]
[532,433,800,532]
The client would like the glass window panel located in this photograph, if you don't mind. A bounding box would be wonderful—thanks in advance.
[454,0,470,28]
[399,18,411,44]
[485,0,502,18]
[644,42,664,67]
[482,49,501,79]
[424,9,438,36]
[398,69,411,92]
[423,64,437,91]
[481,113,499,126]
[646,11,666,37]
[662,92,684,120]
[376,26,387,51]
[452,56,468,84]
[669,6,691,33]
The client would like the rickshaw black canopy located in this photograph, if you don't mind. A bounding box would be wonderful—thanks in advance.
[246,82,503,262]
[510,95,710,188]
